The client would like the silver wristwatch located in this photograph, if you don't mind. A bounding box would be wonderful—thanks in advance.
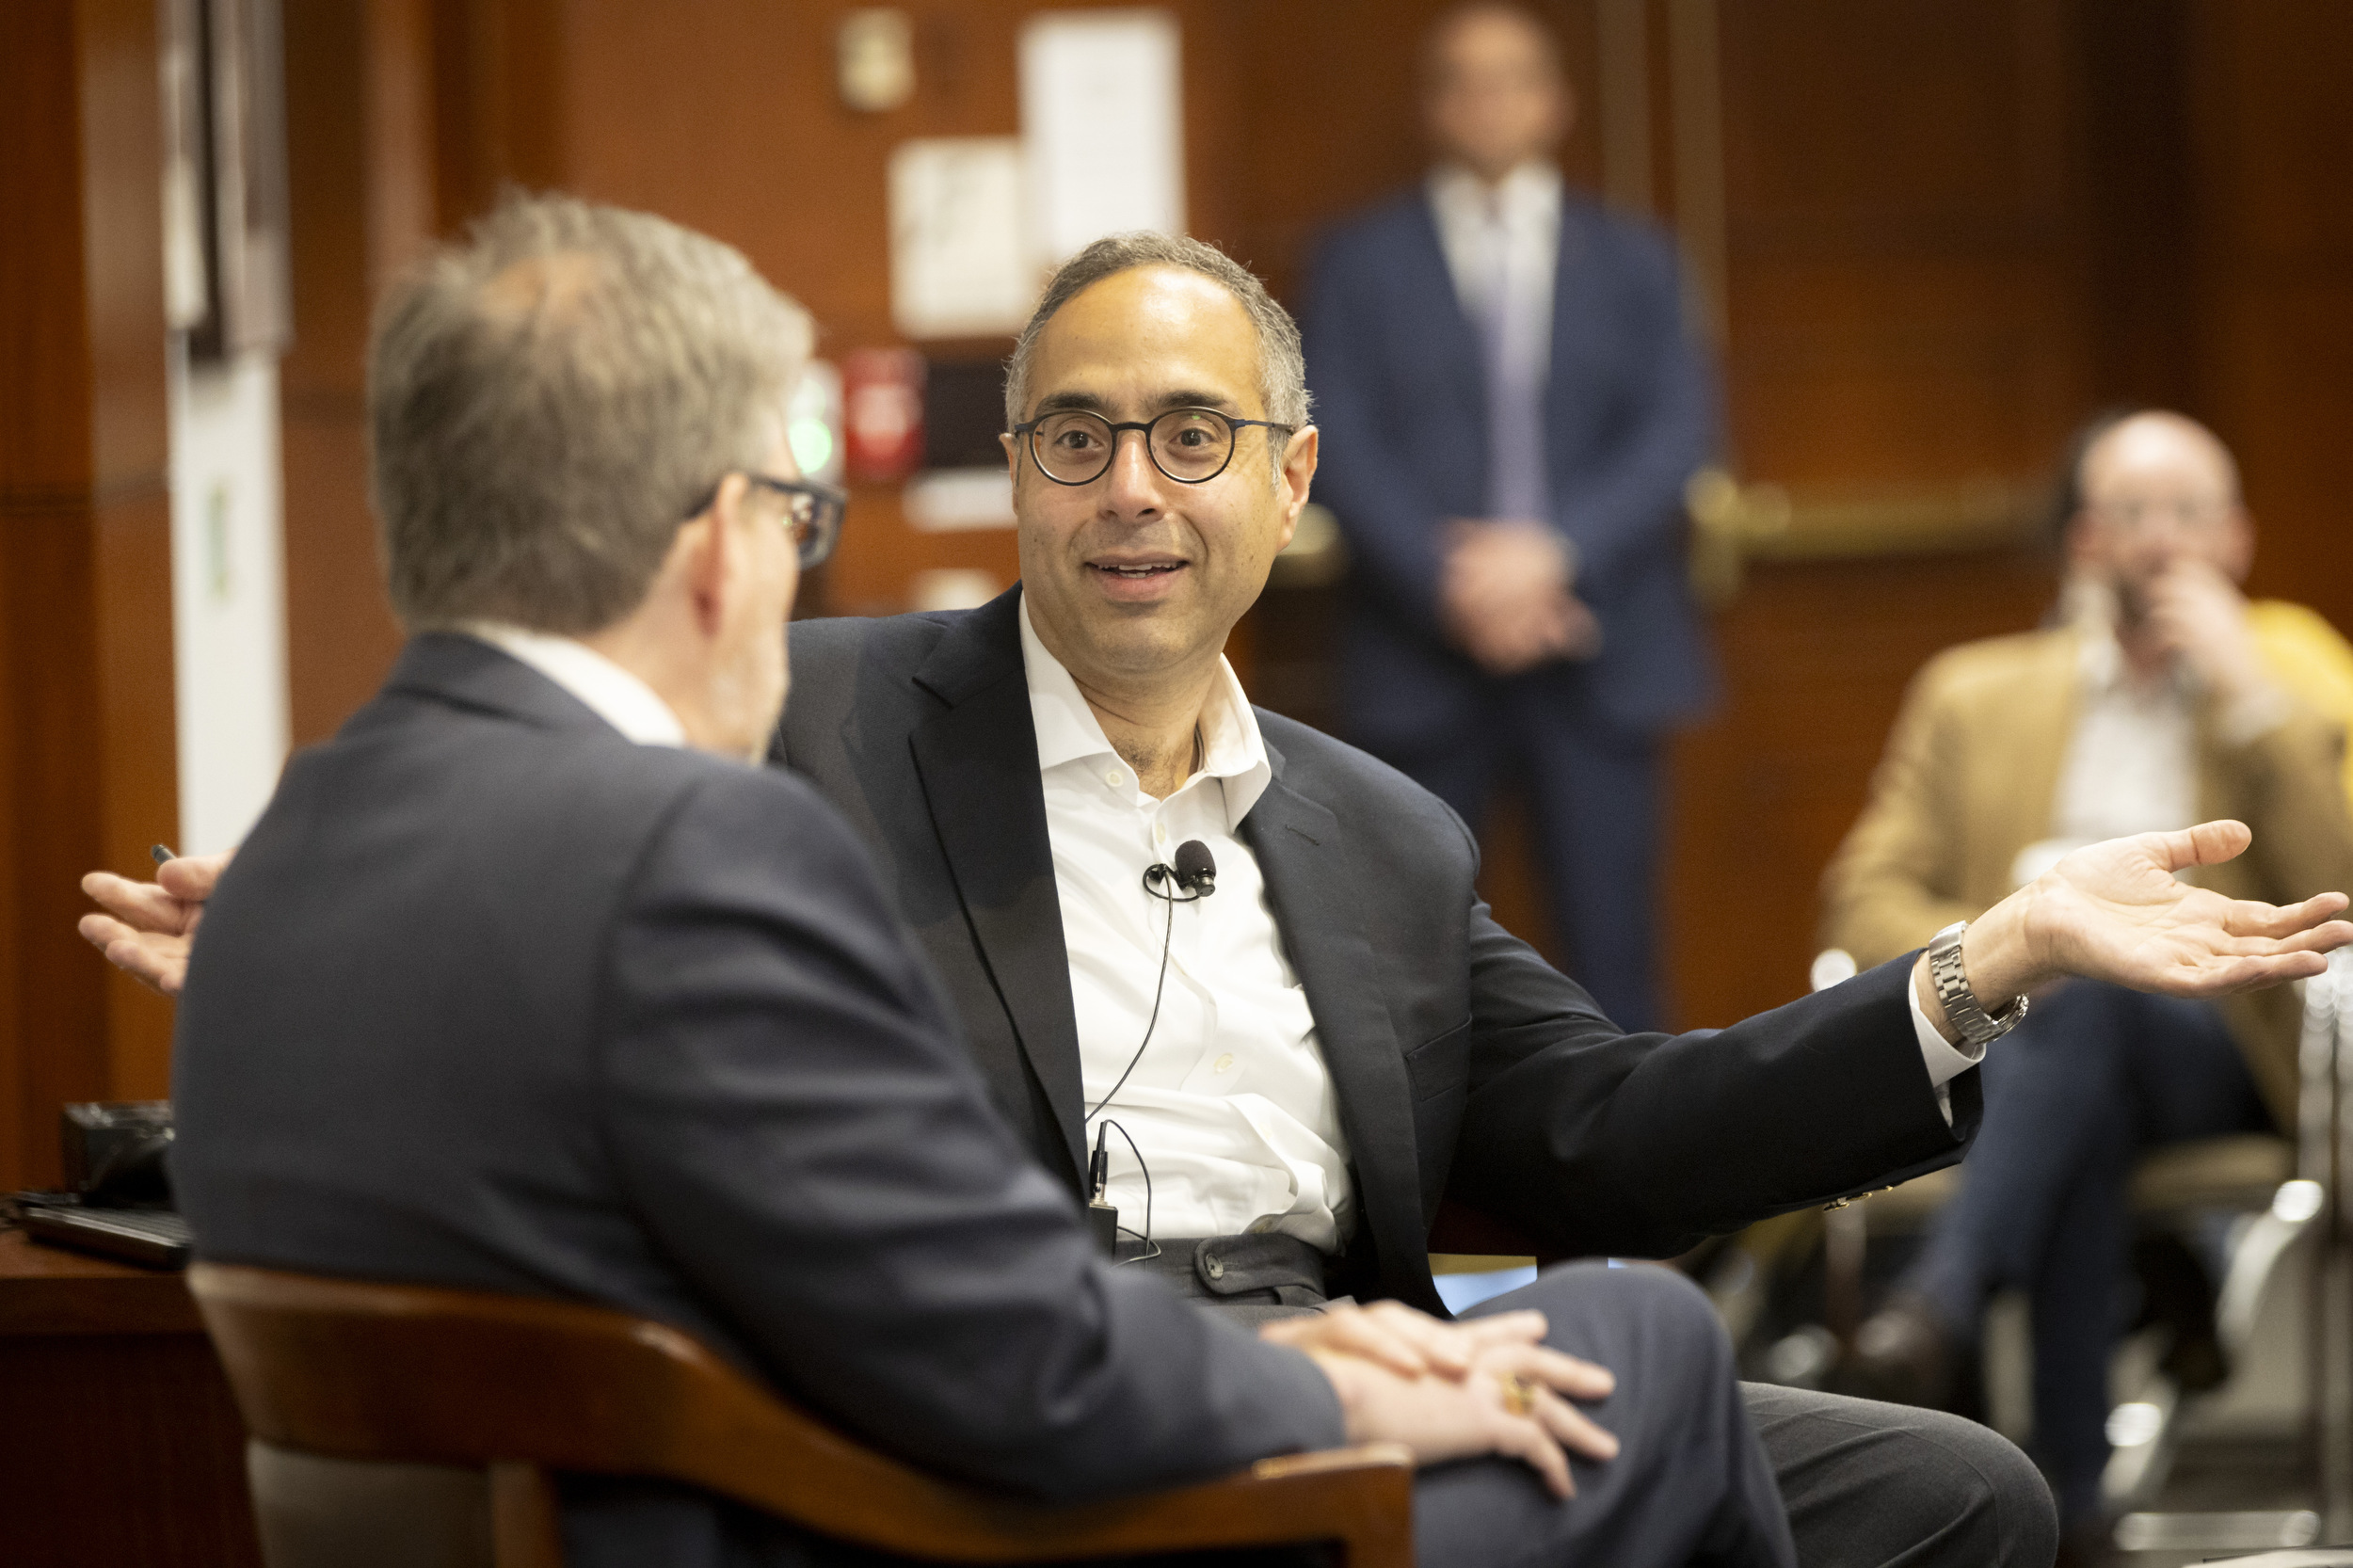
[1927,920,2028,1048]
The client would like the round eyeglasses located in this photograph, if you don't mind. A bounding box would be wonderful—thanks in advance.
[1012,407,1294,487]
[684,473,847,568]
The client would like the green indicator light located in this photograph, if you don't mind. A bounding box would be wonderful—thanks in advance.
[790,418,836,475]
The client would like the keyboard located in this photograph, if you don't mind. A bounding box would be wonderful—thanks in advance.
[13,1199,193,1269]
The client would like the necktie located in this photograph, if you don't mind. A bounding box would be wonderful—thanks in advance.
[1481,200,1550,522]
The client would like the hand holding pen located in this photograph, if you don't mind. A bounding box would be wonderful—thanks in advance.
[77,843,232,997]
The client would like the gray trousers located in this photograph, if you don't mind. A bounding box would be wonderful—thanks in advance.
[1145,1242,2057,1568]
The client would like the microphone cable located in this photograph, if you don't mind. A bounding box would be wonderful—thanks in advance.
[1083,840,1216,1265]
[1083,844,1216,1119]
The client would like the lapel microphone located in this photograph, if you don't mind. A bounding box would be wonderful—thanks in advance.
[1173,840,1216,898]
[1144,840,1217,900]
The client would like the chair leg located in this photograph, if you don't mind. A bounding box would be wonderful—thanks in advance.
[489,1462,565,1568]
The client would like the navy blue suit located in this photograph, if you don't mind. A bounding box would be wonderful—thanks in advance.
[170,635,1341,1568]
[1304,184,1720,1031]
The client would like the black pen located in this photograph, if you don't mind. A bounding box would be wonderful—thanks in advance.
[152,844,176,867]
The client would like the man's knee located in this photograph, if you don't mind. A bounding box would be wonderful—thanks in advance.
[1477,1262,1739,1421]
[1750,1387,2058,1568]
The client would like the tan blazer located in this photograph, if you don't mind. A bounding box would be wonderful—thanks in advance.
[1820,621,2353,1130]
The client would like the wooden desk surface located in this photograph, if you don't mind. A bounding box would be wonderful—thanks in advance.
[0,1225,262,1565]
[0,1224,204,1336]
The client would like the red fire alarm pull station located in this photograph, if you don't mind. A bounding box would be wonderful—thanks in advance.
[843,347,926,483]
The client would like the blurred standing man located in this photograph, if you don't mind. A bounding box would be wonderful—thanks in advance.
[1825,410,2353,1544]
[1305,3,1719,1032]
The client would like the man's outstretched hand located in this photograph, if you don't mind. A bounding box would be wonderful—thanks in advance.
[1921,821,2353,1036]
[78,851,231,997]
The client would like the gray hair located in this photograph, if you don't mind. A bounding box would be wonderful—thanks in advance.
[370,192,813,633]
[1003,233,1312,439]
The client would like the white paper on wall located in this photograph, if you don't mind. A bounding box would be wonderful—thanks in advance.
[888,136,1039,339]
[1019,9,1185,263]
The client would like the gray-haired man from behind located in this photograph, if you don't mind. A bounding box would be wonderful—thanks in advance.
[115,192,1818,1568]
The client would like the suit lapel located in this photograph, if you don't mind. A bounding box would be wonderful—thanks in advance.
[1403,198,1489,418]
[1242,761,1432,1300]
[905,595,1090,1178]
[1544,201,1596,462]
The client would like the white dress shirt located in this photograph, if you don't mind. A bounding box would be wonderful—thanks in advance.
[1019,600,1356,1252]
[462,622,687,746]
[1428,159,1561,392]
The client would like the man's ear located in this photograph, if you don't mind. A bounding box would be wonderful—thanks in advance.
[1276,425,1321,550]
[2221,508,2256,582]
[2061,512,2095,572]
[685,473,749,637]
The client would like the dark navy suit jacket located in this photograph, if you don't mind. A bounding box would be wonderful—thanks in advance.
[778,591,1977,1318]
[170,634,1340,1568]
[1304,185,1720,745]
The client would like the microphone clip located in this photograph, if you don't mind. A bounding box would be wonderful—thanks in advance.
[1144,840,1218,902]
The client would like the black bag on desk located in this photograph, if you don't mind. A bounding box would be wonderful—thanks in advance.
[8,1101,192,1268]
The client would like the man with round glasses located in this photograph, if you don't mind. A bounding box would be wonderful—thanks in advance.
[762,232,2346,1568]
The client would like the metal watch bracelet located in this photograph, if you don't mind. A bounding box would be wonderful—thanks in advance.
[1927,920,2028,1048]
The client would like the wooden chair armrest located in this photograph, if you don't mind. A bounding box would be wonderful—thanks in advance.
[191,1263,1417,1568]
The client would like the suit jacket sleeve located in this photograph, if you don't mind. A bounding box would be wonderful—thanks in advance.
[1817,655,1977,966]
[2209,688,2353,1124]
[1442,896,1973,1257]
[2218,703,2353,908]
[1548,236,1720,605]
[594,767,1341,1500]
[1301,234,1454,640]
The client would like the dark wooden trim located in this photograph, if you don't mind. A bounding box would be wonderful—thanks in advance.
[0,0,182,1190]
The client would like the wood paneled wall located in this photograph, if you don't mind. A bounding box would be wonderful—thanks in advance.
[0,0,181,1188]
[265,1,2353,1033]
[2188,0,2353,637]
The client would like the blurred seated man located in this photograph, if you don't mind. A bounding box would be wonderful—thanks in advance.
[142,191,1805,1568]
[1825,409,2353,1537]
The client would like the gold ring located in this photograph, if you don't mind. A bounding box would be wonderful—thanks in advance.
[1497,1373,1536,1417]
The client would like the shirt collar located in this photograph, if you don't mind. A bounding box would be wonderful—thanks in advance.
[1016,592,1273,828]
[1428,159,1563,228]
[461,622,687,746]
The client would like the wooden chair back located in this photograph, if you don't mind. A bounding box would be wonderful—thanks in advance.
[187,1261,1415,1568]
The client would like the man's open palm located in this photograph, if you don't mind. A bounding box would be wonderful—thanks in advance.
[2026,821,2353,996]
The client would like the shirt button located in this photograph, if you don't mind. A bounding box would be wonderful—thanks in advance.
[1153,822,1168,844]
[1213,1053,1235,1074]
[1105,769,1125,789]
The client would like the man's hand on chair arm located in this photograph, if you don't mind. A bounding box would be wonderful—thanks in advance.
[1912,819,2353,1045]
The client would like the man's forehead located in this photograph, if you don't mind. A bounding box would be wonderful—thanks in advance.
[2085,415,2236,496]
[1024,266,1261,415]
